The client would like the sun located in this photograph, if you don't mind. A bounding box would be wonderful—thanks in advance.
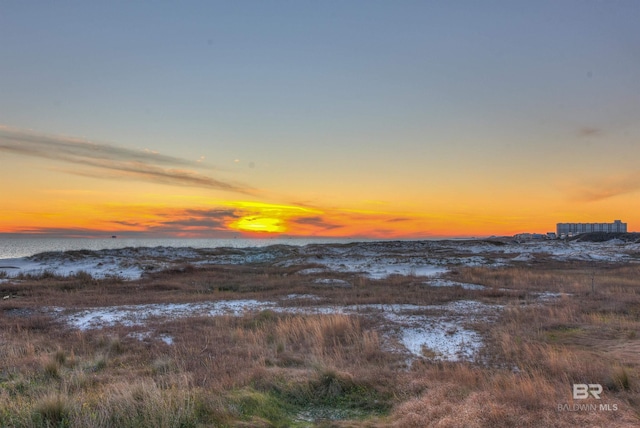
[231,216,285,233]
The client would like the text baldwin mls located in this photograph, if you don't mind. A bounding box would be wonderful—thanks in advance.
[557,384,618,412]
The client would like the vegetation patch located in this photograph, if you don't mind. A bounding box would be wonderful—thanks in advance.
[231,388,302,427]
[542,325,584,343]
[2,248,640,426]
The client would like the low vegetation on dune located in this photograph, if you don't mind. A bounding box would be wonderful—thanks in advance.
[1,256,639,427]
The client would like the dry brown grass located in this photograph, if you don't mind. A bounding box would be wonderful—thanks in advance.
[1,260,640,426]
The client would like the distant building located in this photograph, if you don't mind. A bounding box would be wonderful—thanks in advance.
[513,233,546,240]
[556,220,627,237]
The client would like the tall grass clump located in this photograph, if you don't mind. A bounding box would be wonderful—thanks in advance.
[74,381,198,428]
[32,393,72,427]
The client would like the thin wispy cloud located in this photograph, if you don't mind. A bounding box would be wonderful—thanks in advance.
[289,216,343,230]
[0,126,257,196]
[385,217,411,223]
[4,227,111,238]
[566,172,640,202]
[577,127,603,138]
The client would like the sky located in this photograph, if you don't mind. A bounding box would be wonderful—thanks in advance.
[1,1,639,239]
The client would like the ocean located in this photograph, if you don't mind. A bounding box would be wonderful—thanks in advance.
[0,237,364,260]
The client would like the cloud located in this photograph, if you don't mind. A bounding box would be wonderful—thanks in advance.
[385,217,411,223]
[183,208,240,218]
[0,207,245,238]
[577,127,603,138]
[289,216,343,230]
[106,208,241,231]
[109,220,141,227]
[566,172,640,202]
[1,227,114,238]
[157,209,240,229]
[0,126,257,195]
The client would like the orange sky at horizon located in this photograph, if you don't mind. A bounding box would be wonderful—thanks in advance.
[1,146,637,239]
[1,147,636,239]
[1,125,638,239]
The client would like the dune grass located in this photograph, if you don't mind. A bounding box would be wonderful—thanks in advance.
[1,260,639,426]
